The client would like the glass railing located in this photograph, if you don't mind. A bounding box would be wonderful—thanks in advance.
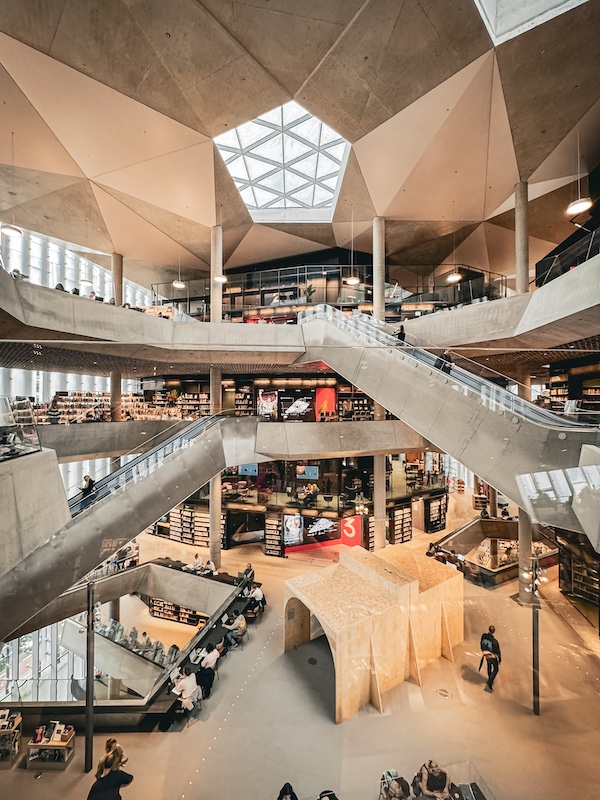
[0,677,89,704]
[536,226,600,287]
[68,410,235,516]
[0,395,42,463]
[94,617,179,669]
[299,305,598,429]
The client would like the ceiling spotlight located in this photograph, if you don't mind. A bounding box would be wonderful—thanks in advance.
[214,275,228,284]
[566,197,592,216]
[0,224,22,238]
[447,270,462,283]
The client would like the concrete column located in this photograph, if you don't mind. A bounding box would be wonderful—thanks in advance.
[488,486,497,518]
[209,366,223,568]
[210,225,223,322]
[110,371,122,422]
[515,367,531,402]
[372,216,386,321]
[489,537,499,570]
[107,598,121,699]
[518,507,533,604]
[373,401,387,550]
[514,181,529,295]
[111,253,123,306]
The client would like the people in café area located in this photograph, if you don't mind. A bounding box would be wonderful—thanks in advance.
[55,282,67,291]
[247,584,265,612]
[223,610,247,648]
[243,562,255,582]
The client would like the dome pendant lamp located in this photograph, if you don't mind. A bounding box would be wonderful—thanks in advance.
[567,131,592,216]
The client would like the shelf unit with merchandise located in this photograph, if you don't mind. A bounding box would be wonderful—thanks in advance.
[389,503,412,544]
[264,516,284,557]
[26,725,75,771]
[571,560,599,605]
[234,385,254,416]
[0,711,22,769]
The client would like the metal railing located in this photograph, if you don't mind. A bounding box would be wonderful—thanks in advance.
[536,227,599,287]
[0,395,42,463]
[299,305,598,430]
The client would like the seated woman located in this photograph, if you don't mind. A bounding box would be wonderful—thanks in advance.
[417,760,451,799]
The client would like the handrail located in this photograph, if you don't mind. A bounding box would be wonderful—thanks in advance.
[298,305,597,431]
[68,409,237,516]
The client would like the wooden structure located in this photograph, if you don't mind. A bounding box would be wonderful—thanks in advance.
[284,544,463,722]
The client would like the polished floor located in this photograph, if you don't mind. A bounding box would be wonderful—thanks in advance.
[0,493,598,800]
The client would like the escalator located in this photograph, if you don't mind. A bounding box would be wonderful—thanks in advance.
[0,412,268,641]
[299,306,600,548]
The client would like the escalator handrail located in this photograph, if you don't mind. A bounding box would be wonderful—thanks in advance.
[299,305,596,431]
[68,409,237,516]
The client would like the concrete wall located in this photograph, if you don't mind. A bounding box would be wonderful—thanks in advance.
[0,449,70,578]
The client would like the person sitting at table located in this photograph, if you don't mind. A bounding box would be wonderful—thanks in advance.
[173,666,198,712]
[203,558,216,574]
[247,584,265,612]
[416,760,452,799]
[192,553,203,571]
[223,611,247,648]
[243,563,255,582]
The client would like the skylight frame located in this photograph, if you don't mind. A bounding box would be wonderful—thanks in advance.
[473,0,589,46]
[214,101,350,223]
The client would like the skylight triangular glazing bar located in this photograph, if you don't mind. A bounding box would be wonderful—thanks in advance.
[214,100,350,222]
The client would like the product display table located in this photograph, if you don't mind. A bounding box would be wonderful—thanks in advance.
[27,729,75,770]
[0,711,22,769]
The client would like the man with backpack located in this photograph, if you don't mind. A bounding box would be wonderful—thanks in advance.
[479,625,501,692]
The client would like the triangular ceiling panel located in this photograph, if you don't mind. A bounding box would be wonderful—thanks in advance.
[383,55,500,221]
[222,224,253,264]
[225,224,328,269]
[489,181,580,244]
[488,175,577,219]
[331,219,373,249]
[332,150,376,224]
[496,0,600,179]
[385,220,462,260]
[482,222,554,281]
[0,32,207,178]
[91,184,205,269]
[447,223,491,271]
[0,166,81,212]
[213,148,253,230]
[261,223,336,249]
[95,141,216,227]
[387,223,479,266]
[1,180,113,252]
[96,185,213,265]
[0,63,83,177]
[354,52,490,216]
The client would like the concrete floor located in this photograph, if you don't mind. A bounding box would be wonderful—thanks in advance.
[1,493,598,800]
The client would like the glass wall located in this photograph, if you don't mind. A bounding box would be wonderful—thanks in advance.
[0,226,153,304]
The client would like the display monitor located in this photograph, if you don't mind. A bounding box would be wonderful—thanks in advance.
[296,464,319,480]
[239,463,258,476]
[221,613,229,623]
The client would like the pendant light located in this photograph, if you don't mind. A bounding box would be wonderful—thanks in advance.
[214,274,227,284]
[172,257,185,289]
[566,131,592,216]
[2,133,22,238]
[346,209,359,285]
[446,201,461,282]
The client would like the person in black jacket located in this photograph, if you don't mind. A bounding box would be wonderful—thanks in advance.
[480,624,502,692]
[87,751,133,799]
[277,782,299,800]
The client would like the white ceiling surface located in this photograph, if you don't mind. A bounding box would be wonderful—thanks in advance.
[0,2,597,288]
[452,222,556,277]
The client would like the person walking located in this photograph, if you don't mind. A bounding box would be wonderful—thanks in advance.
[394,324,406,344]
[479,625,501,692]
[87,750,133,799]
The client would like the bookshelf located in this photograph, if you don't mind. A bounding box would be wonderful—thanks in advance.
[389,503,412,544]
[264,517,284,557]
[571,560,599,605]
[234,385,254,416]
[149,597,209,627]
[367,516,375,551]
[0,711,21,769]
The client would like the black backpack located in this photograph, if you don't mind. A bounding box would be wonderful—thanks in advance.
[481,634,494,655]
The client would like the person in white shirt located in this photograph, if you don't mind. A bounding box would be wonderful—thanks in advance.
[200,643,220,670]
[204,559,216,574]
[192,553,203,571]
[247,584,265,612]
[174,667,198,710]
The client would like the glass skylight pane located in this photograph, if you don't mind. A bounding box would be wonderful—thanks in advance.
[291,118,322,146]
[282,101,308,126]
[473,0,589,45]
[324,142,346,162]
[257,107,282,126]
[246,157,275,181]
[252,134,284,164]
[236,120,270,149]
[228,157,250,181]
[291,185,315,206]
[239,187,256,207]
[294,152,318,180]
[214,100,349,221]
[254,187,279,207]
[283,136,312,162]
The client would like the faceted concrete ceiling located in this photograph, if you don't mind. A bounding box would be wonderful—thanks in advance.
[0,0,598,290]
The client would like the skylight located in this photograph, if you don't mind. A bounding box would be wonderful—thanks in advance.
[214,101,350,223]
[473,0,589,45]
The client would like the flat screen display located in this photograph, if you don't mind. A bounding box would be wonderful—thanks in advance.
[283,514,304,547]
[296,465,319,480]
[256,389,278,419]
[279,388,316,422]
[238,463,258,476]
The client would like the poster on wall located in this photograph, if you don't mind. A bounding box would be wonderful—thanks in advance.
[256,388,279,420]
[341,515,363,546]
[279,388,316,421]
[315,387,336,420]
[283,514,304,547]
